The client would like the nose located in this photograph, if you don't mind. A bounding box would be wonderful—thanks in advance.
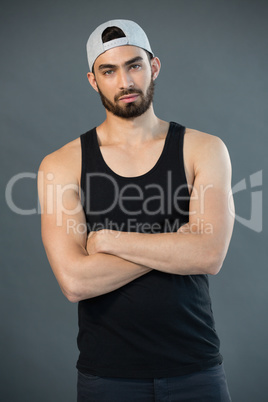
[118,69,134,89]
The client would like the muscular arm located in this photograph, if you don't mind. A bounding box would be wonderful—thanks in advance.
[38,151,151,303]
[90,134,235,275]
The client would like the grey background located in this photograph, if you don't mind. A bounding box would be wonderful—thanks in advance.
[1,0,267,401]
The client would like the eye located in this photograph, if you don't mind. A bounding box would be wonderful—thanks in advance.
[130,64,142,70]
[103,70,114,76]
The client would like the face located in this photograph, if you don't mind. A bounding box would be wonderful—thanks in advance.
[88,46,159,119]
[96,73,155,118]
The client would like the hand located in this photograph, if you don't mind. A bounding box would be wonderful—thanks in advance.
[86,229,122,255]
[86,230,103,255]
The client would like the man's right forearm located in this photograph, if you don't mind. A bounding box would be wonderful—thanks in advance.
[63,252,152,302]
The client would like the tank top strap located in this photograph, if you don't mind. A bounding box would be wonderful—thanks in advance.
[80,127,97,167]
[80,127,98,203]
[163,121,186,171]
[166,121,186,150]
[80,126,104,177]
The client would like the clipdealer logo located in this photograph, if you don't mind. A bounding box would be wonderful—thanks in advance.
[229,170,263,233]
[4,169,263,233]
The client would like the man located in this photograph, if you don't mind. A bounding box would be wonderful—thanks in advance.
[38,19,234,401]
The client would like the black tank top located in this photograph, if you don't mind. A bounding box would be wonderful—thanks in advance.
[77,121,222,378]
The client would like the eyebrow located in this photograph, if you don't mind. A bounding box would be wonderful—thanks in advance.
[98,56,144,71]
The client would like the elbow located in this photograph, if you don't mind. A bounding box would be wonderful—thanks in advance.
[208,262,222,276]
[46,250,94,303]
[60,272,96,303]
[56,256,94,303]
[59,273,84,303]
[61,282,81,303]
[207,250,225,275]
[52,255,97,302]
[64,290,81,303]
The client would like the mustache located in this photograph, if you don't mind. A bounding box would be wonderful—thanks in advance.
[114,88,143,102]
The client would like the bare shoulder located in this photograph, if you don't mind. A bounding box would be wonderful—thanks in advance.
[182,127,232,194]
[185,127,228,149]
[38,137,81,185]
[184,127,231,168]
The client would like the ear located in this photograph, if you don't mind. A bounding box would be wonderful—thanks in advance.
[151,57,161,80]
[87,72,99,93]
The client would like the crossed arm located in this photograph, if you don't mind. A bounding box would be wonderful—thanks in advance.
[38,135,234,302]
[87,135,234,276]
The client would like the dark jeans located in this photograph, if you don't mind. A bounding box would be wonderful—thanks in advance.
[77,363,232,401]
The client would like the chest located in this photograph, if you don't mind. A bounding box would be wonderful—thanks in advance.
[100,139,164,175]
[98,135,194,195]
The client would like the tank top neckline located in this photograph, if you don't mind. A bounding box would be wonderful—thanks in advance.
[93,121,176,181]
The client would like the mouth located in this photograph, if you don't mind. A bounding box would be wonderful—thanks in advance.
[119,94,139,103]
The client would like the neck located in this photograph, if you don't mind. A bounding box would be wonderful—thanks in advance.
[97,106,167,146]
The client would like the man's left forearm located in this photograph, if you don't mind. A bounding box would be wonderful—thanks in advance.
[96,229,223,276]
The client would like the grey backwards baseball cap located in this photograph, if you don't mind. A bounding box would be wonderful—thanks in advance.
[86,19,154,72]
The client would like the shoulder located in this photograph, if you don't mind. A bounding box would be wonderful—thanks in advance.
[38,137,81,185]
[184,127,231,168]
[185,127,227,150]
[182,127,232,193]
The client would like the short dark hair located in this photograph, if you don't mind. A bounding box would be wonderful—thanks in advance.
[92,26,153,74]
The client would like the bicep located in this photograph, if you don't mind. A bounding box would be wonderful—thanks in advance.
[188,136,235,261]
[38,158,88,286]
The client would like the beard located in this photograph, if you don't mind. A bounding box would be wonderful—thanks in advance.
[96,75,155,119]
